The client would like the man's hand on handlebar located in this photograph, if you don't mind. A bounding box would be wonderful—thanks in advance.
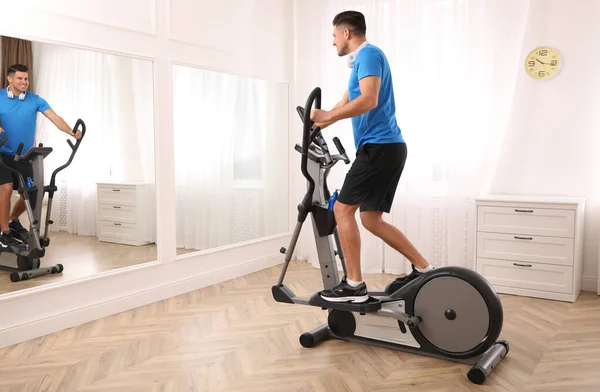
[311,109,337,130]
[310,90,349,130]
[310,109,330,124]
[72,129,82,140]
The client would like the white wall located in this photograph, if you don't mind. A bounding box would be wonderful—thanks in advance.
[0,0,295,348]
[489,0,600,289]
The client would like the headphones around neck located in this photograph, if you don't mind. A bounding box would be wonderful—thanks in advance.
[6,87,26,101]
[347,41,369,68]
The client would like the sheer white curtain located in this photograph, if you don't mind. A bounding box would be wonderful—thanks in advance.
[32,43,155,236]
[295,0,530,274]
[172,66,288,251]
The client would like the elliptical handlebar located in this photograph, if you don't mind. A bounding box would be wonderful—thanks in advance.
[49,118,86,188]
[301,88,321,154]
[300,87,322,200]
[0,118,86,196]
[295,87,351,212]
[296,87,350,213]
[66,118,86,151]
[298,87,350,166]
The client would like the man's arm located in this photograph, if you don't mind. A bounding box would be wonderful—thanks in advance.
[42,109,77,137]
[311,76,381,125]
[314,90,349,129]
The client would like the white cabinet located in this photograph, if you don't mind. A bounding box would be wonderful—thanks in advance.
[475,195,585,302]
[96,181,156,246]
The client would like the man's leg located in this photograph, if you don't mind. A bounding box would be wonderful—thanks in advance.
[7,158,33,241]
[318,145,374,303]
[361,210,433,294]
[9,196,26,222]
[0,183,12,232]
[318,198,369,303]
[333,201,362,281]
[0,156,14,234]
[0,181,22,247]
[360,211,429,270]
[351,142,433,293]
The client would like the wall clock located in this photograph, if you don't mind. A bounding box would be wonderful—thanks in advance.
[525,46,561,80]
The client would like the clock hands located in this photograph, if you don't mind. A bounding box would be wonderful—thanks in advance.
[536,58,547,65]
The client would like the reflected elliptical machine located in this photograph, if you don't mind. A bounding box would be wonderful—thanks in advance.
[0,119,86,282]
[272,88,509,384]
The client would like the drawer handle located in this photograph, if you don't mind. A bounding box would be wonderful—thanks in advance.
[514,209,533,213]
[113,206,121,209]
[514,236,533,240]
[112,189,121,192]
[513,263,532,268]
[114,223,122,226]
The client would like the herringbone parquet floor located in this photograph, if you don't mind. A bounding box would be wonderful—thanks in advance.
[0,260,599,391]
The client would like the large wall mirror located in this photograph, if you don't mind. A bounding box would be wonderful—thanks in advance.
[0,36,157,295]
[172,65,289,254]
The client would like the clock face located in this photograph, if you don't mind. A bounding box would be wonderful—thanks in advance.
[525,46,561,80]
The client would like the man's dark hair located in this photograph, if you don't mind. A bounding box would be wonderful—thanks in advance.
[7,64,29,77]
[333,11,366,36]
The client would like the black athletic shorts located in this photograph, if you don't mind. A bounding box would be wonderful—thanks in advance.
[0,153,33,190]
[337,142,407,213]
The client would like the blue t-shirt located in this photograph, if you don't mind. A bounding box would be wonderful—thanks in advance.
[348,44,404,150]
[0,90,51,156]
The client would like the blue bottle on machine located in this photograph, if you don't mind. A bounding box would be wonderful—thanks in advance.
[328,189,339,211]
[26,177,34,188]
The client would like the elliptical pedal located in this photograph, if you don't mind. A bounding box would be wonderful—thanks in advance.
[308,293,381,313]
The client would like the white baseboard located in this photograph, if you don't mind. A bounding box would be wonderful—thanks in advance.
[582,275,598,293]
[0,251,283,349]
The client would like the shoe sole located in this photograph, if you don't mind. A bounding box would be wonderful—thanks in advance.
[318,294,369,303]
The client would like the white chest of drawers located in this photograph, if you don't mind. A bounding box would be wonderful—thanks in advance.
[475,195,585,302]
[96,181,156,246]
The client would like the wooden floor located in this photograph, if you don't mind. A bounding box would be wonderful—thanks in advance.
[0,231,157,295]
[0,260,599,391]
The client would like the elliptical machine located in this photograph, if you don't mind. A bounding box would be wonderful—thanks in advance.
[272,88,509,385]
[0,119,86,282]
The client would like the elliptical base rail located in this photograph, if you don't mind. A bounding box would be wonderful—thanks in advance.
[0,263,64,282]
[299,323,509,385]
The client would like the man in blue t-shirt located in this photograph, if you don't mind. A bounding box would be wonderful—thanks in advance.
[310,11,432,303]
[0,64,82,248]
